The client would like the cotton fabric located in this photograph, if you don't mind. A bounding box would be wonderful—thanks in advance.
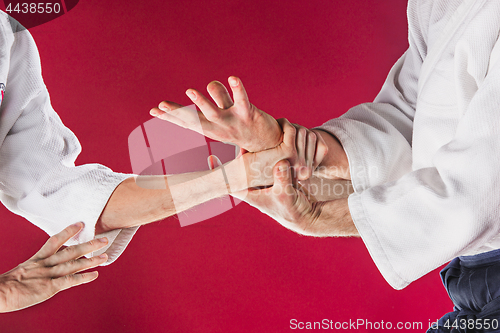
[318,0,500,289]
[0,13,138,264]
[426,250,500,333]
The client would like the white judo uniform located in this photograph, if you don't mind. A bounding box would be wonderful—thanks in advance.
[318,0,500,290]
[0,12,137,263]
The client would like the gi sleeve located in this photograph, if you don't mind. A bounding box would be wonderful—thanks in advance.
[0,13,138,264]
[316,0,500,289]
[316,0,425,192]
[346,51,500,289]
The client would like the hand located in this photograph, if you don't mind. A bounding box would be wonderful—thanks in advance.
[0,222,109,312]
[234,160,320,236]
[311,129,350,180]
[234,160,357,237]
[288,122,328,181]
[150,76,282,152]
[241,118,328,189]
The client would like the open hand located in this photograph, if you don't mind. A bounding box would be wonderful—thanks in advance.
[150,76,282,152]
[0,222,108,312]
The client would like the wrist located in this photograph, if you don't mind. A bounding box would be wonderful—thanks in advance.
[224,154,249,192]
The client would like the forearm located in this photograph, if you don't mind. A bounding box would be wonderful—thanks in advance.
[96,157,247,233]
[299,176,353,202]
[302,176,357,237]
[310,198,358,237]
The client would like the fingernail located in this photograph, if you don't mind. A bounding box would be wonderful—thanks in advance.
[98,254,107,259]
[186,90,196,100]
[71,222,83,228]
[88,271,99,279]
[158,105,169,112]
[150,109,159,117]
[229,77,238,87]
[98,237,108,243]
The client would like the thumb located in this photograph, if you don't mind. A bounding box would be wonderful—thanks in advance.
[272,160,294,197]
[234,160,293,206]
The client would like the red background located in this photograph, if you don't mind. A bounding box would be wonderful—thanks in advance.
[0,0,452,332]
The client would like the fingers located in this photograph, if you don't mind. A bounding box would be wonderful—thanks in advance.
[306,132,316,169]
[295,126,307,162]
[207,81,233,109]
[151,102,186,126]
[237,160,293,207]
[32,222,84,260]
[185,88,221,121]
[50,253,108,278]
[151,101,206,130]
[303,131,317,180]
[150,100,185,117]
[277,118,297,148]
[42,237,109,267]
[45,237,109,294]
[284,123,322,181]
[294,125,314,180]
[151,107,188,128]
[228,76,251,111]
[313,131,328,168]
[272,160,293,197]
[51,271,100,293]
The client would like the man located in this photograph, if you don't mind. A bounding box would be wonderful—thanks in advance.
[152,0,500,330]
[0,12,327,312]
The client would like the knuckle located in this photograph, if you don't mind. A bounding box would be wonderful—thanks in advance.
[63,274,75,283]
[66,259,78,268]
[59,275,74,288]
[62,245,76,255]
[48,265,62,277]
[10,266,28,282]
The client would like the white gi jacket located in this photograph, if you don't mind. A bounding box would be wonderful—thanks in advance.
[318,0,500,289]
[0,13,137,264]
